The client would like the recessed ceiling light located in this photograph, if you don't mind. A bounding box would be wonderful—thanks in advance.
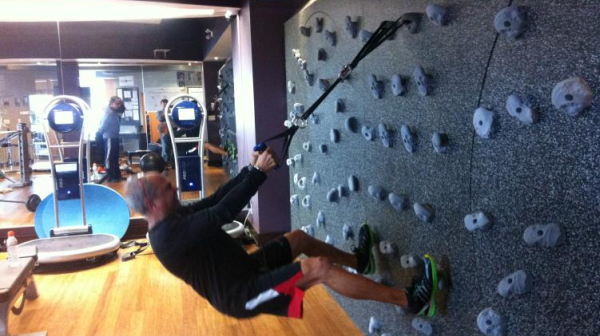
[214,57,219,60]
[188,62,192,66]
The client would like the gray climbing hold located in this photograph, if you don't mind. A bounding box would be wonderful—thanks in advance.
[293,173,300,185]
[310,113,319,124]
[362,125,375,141]
[337,184,347,198]
[304,70,314,86]
[391,74,406,96]
[302,225,315,237]
[401,255,422,269]
[292,48,301,59]
[325,30,337,46]
[464,211,492,231]
[294,154,303,164]
[315,17,324,33]
[378,123,392,148]
[412,317,433,336]
[343,224,354,240]
[368,186,386,201]
[345,16,359,38]
[506,94,537,124]
[477,308,506,336]
[298,58,307,70]
[348,175,359,192]
[432,132,449,153]
[317,48,327,62]
[319,144,328,153]
[426,3,448,26]
[312,172,320,185]
[319,79,331,92]
[286,158,295,167]
[327,188,339,202]
[413,203,434,222]
[368,74,383,99]
[359,29,372,43]
[523,223,565,247]
[551,77,593,117]
[494,5,527,39]
[413,66,430,96]
[302,195,311,208]
[403,13,422,34]
[294,103,304,114]
[316,211,325,228]
[330,129,340,143]
[300,25,311,37]
[388,193,408,211]
[297,177,307,190]
[302,141,311,152]
[368,317,382,334]
[335,99,345,113]
[401,125,416,153]
[325,235,334,246]
[345,117,359,133]
[290,194,299,206]
[473,108,494,138]
[379,240,397,255]
[288,81,295,94]
[498,270,532,298]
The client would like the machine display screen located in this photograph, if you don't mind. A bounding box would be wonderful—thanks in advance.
[178,108,196,121]
[55,163,78,173]
[54,111,74,125]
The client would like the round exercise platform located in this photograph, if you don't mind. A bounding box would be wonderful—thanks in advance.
[19,234,121,264]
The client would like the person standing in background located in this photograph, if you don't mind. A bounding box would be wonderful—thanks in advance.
[157,99,173,167]
[97,96,125,182]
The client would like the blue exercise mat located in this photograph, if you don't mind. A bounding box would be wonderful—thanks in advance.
[34,183,130,239]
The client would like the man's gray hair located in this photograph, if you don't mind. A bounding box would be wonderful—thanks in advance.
[125,175,159,215]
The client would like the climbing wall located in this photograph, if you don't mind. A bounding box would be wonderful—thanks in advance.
[218,59,239,177]
[285,0,599,335]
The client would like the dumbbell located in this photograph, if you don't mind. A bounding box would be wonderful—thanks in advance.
[0,194,42,212]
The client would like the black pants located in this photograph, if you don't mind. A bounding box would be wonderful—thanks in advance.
[104,137,120,180]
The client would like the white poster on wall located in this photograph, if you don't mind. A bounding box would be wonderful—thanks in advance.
[119,76,134,87]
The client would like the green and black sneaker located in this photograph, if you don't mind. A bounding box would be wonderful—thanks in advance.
[405,254,438,317]
[352,223,376,274]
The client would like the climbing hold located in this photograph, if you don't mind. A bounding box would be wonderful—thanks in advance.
[310,113,320,124]
[506,94,537,124]
[325,30,337,46]
[293,173,300,185]
[337,184,348,198]
[551,77,593,117]
[426,3,448,26]
[302,195,311,208]
[286,158,295,167]
[319,79,331,92]
[368,317,382,335]
[345,16,359,38]
[362,125,375,141]
[288,81,295,94]
[413,203,434,222]
[378,123,392,148]
[335,99,345,113]
[477,308,505,336]
[401,125,416,153]
[292,48,301,59]
[413,66,430,96]
[294,103,305,114]
[498,270,531,298]
[298,58,307,70]
[523,223,565,247]
[345,117,359,133]
[412,317,433,336]
[319,144,328,153]
[302,225,315,237]
[432,132,449,153]
[401,255,422,269]
[388,193,408,211]
[317,48,327,61]
[464,211,493,231]
[325,235,335,246]
[368,186,386,201]
[327,188,339,202]
[316,211,325,228]
[297,177,307,189]
[290,194,299,206]
[368,74,384,99]
[379,240,397,255]
[473,108,494,138]
[343,224,354,240]
[403,13,422,34]
[391,74,406,96]
[302,141,312,152]
[312,172,321,185]
[348,175,359,192]
[300,25,311,37]
[330,129,341,143]
[315,17,324,33]
[293,154,303,164]
[359,29,373,43]
[494,5,527,39]
[304,70,315,86]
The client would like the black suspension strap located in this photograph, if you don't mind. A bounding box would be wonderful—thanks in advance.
[254,13,421,162]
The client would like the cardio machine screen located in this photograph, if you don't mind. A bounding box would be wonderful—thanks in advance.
[55,163,78,173]
[54,111,74,125]
[178,108,196,121]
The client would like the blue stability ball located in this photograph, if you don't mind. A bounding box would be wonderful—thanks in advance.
[171,100,203,130]
[48,102,84,133]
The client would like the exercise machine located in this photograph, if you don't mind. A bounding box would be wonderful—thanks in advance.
[0,123,33,187]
